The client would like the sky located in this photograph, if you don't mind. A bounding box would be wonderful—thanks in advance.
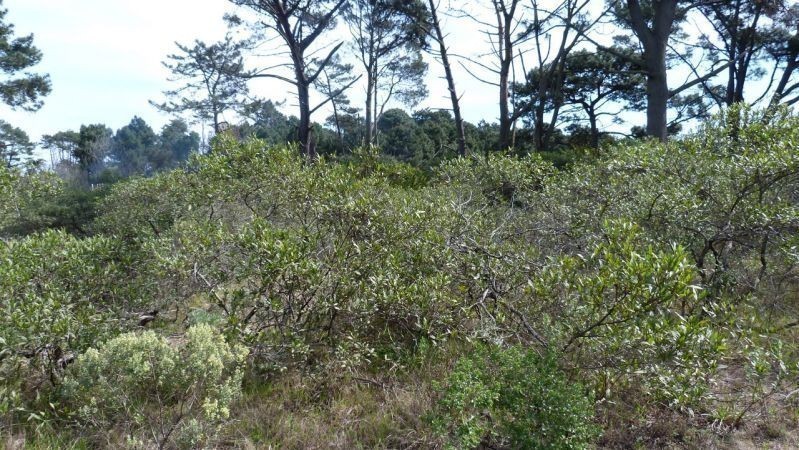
[0,0,502,151]
[2,0,234,144]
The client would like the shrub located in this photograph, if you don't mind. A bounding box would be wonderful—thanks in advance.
[529,221,727,406]
[94,169,198,240]
[433,345,598,449]
[63,324,248,449]
[0,230,154,420]
[0,165,62,238]
[438,151,553,206]
[537,105,799,296]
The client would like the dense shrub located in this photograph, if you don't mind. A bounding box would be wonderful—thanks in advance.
[438,151,553,206]
[5,107,799,446]
[0,231,158,419]
[63,324,247,449]
[535,106,799,297]
[94,169,199,240]
[529,222,726,405]
[433,345,598,449]
[0,166,62,237]
[146,142,472,371]
[2,186,110,237]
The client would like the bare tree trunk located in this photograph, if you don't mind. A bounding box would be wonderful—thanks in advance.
[297,80,315,158]
[428,0,467,157]
[332,101,342,143]
[364,24,377,145]
[365,68,374,145]
[589,108,599,149]
[496,2,516,150]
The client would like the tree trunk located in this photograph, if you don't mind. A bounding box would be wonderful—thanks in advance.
[332,100,342,143]
[726,48,737,105]
[428,0,467,157]
[499,39,513,151]
[496,2,514,151]
[373,72,380,146]
[498,72,512,150]
[771,52,799,106]
[588,105,599,149]
[645,48,669,142]
[297,80,315,158]
[626,0,676,142]
[365,80,374,145]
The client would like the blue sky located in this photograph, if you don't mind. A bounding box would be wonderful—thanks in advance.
[1,0,234,143]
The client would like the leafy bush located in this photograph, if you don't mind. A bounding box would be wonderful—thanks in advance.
[438,151,553,206]
[63,324,247,449]
[2,186,110,237]
[537,105,799,296]
[0,165,62,237]
[4,108,791,445]
[94,169,199,240]
[0,230,155,419]
[433,345,598,449]
[530,221,726,406]
[340,145,430,189]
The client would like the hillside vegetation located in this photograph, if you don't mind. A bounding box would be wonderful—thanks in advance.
[3,106,799,448]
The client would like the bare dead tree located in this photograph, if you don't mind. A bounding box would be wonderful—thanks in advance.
[521,0,599,151]
[345,0,429,146]
[425,0,468,156]
[313,55,361,144]
[455,0,601,152]
[453,0,526,151]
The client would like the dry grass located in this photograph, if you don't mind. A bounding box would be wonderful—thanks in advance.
[219,369,444,449]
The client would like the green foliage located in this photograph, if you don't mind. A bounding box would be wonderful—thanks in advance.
[137,138,469,371]
[438,151,553,205]
[532,222,725,405]
[158,118,200,164]
[111,116,158,177]
[0,1,50,111]
[541,105,799,294]
[94,169,196,240]
[377,108,434,163]
[433,346,598,449]
[63,324,247,449]
[0,120,35,167]
[343,145,430,189]
[0,165,62,237]
[2,185,109,237]
[153,34,250,130]
[5,106,799,445]
[0,231,154,417]
[75,124,112,182]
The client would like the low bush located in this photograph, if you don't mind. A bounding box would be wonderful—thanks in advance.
[0,230,156,420]
[63,324,247,449]
[433,345,598,449]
